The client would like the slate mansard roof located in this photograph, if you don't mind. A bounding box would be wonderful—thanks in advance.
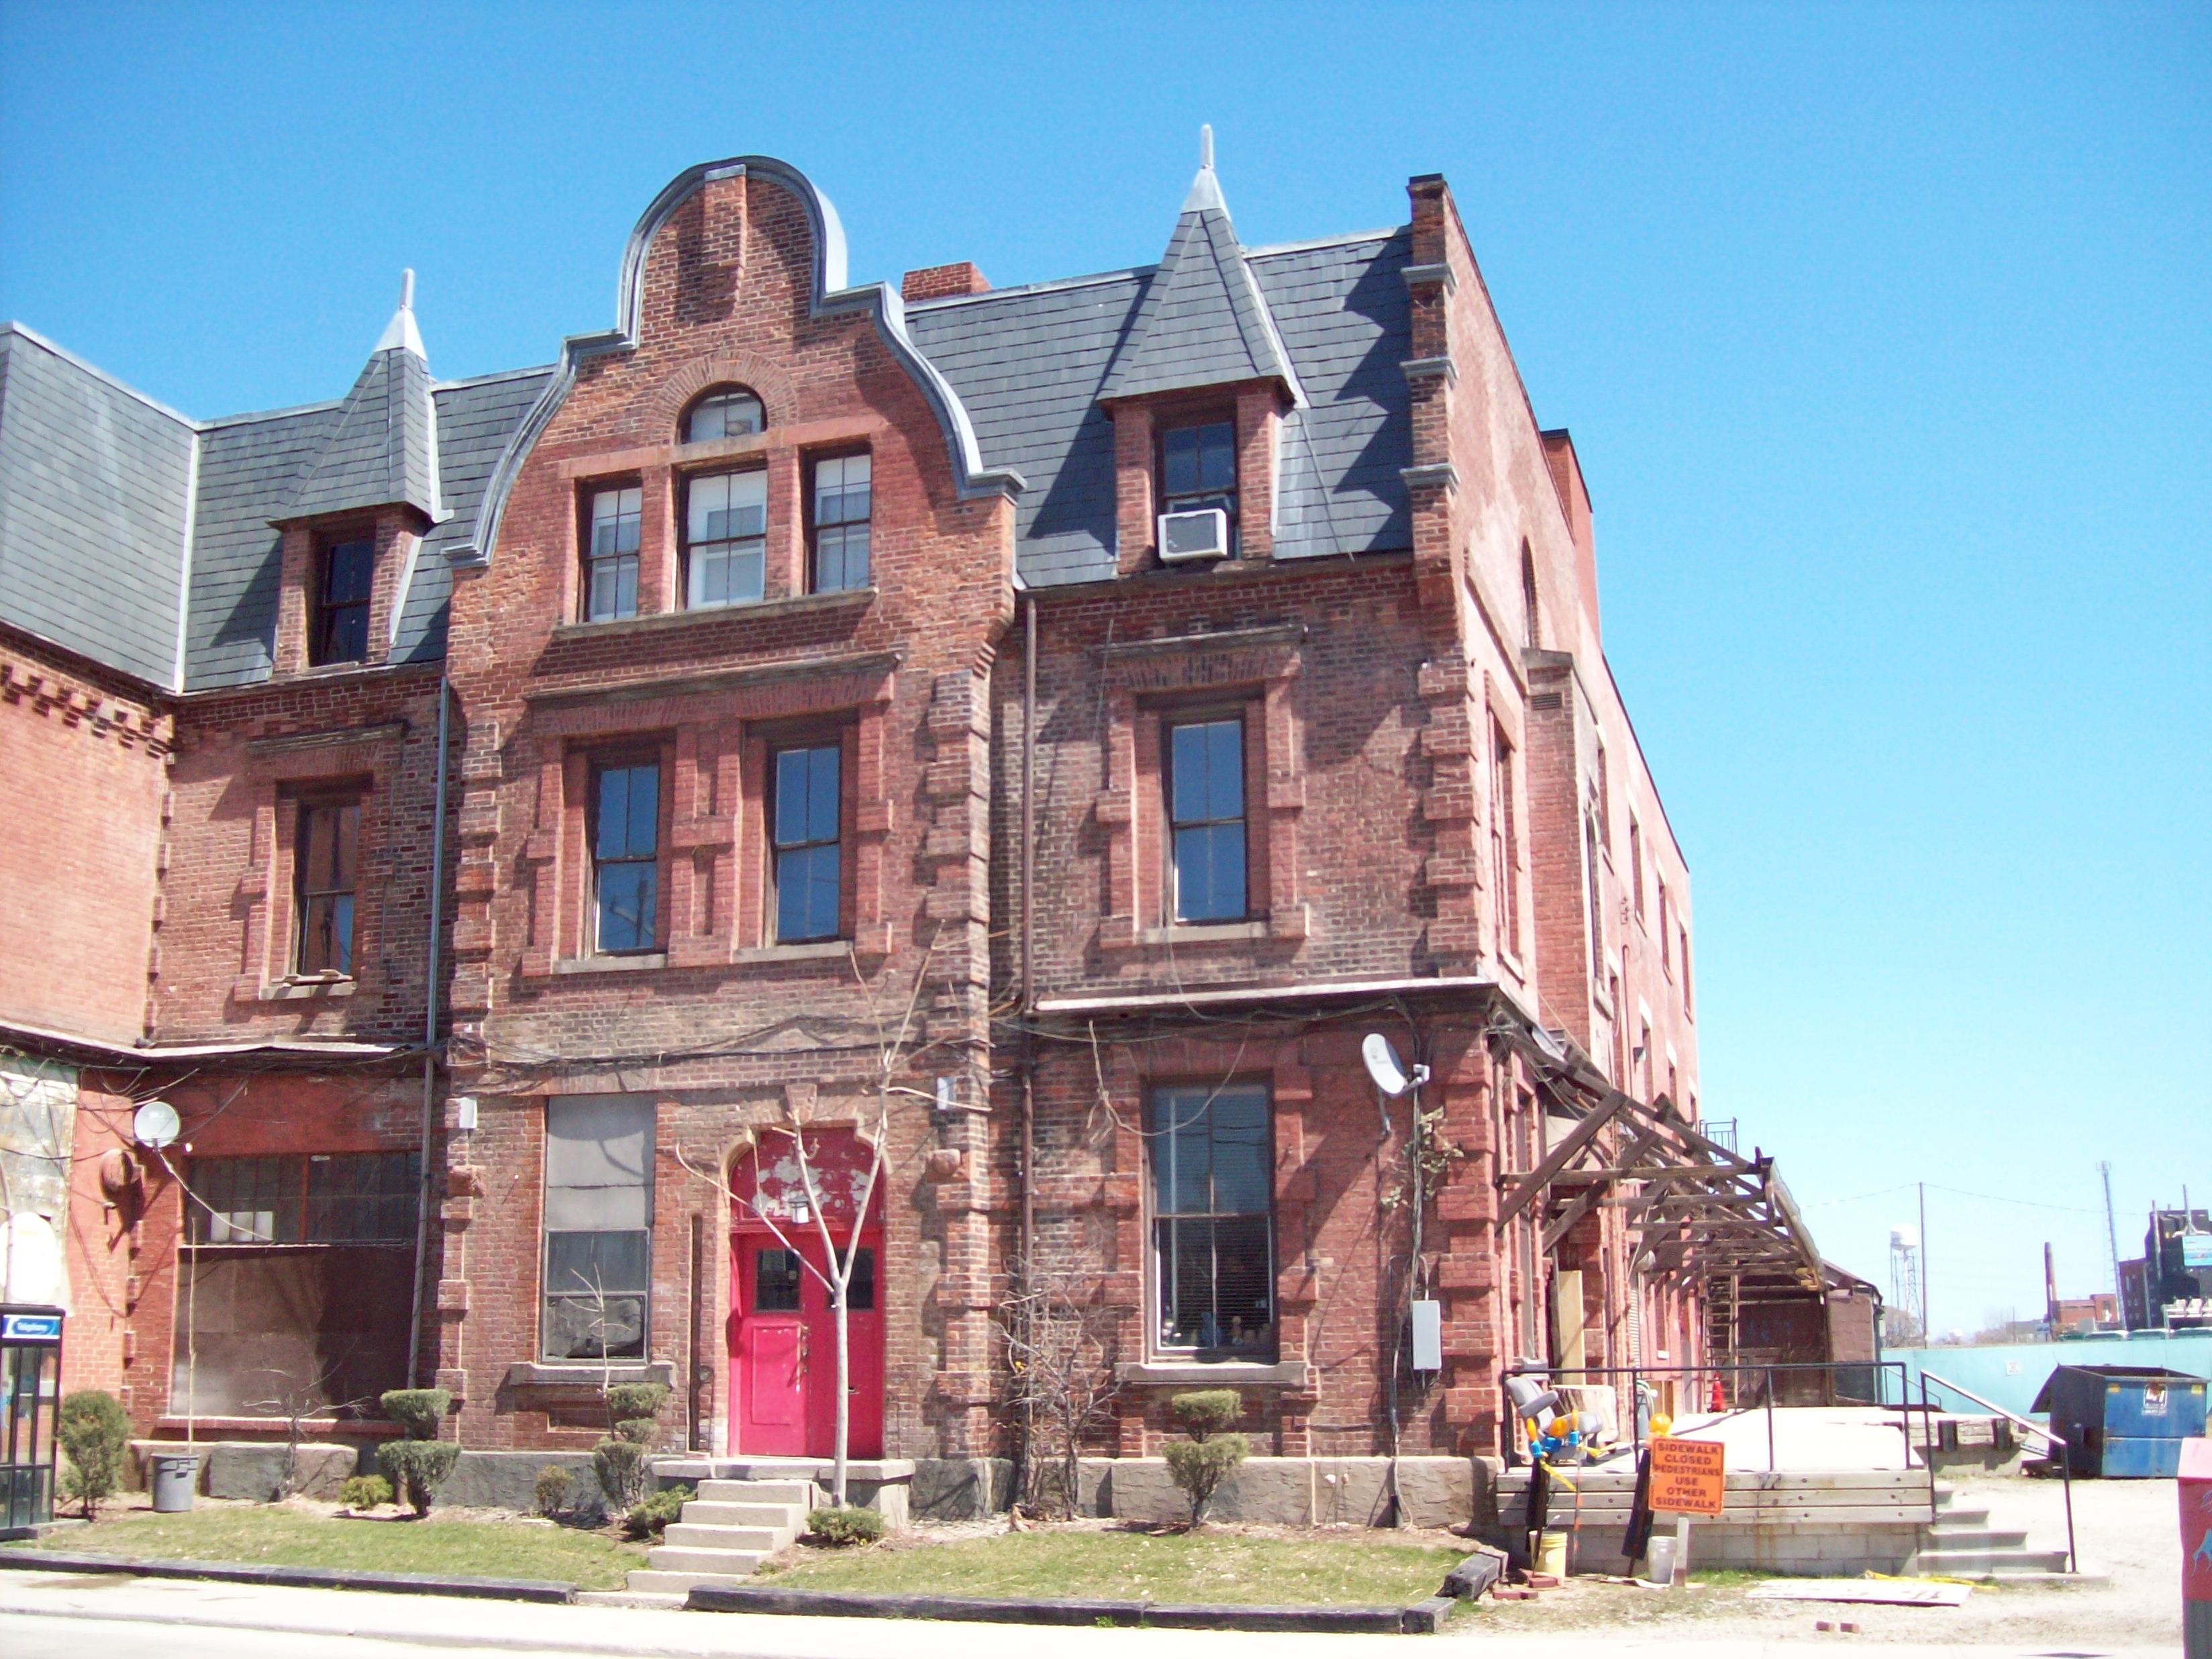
[0,157,1415,691]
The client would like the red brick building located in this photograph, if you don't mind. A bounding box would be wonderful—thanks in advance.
[1,146,1819,1503]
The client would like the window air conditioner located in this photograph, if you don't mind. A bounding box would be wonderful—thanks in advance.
[1157,508,1230,563]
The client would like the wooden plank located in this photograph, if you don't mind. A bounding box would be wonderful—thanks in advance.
[1496,1090,1631,1226]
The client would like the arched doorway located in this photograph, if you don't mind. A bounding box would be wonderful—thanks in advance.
[726,1129,884,1458]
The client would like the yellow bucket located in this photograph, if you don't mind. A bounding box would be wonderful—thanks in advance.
[1536,1529,1568,1577]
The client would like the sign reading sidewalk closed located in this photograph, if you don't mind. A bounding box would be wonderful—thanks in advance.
[1648,1436,1726,1515]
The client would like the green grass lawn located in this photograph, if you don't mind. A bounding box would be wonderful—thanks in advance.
[5,1503,648,1591]
[758,1527,1465,1607]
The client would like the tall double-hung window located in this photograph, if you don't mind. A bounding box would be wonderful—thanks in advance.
[584,487,642,621]
[685,470,766,609]
[771,744,842,942]
[312,537,374,665]
[295,796,360,975]
[591,761,660,954]
[1159,419,1238,550]
[1167,717,1246,923]
[542,1095,654,1361]
[1150,1083,1274,1357]
[811,454,871,592]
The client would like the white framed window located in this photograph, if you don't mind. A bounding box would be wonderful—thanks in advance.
[811,453,871,593]
[685,387,764,444]
[584,486,642,621]
[685,469,766,609]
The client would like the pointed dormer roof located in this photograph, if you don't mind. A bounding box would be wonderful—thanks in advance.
[279,270,440,523]
[1099,128,1303,406]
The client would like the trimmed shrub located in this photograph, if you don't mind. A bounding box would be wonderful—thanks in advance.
[339,1473,393,1511]
[605,1382,669,1422]
[534,1464,574,1517]
[807,1503,887,1546]
[624,1482,693,1538]
[1164,1389,1248,1527]
[614,1417,661,1447]
[379,1388,451,1440]
[56,1391,131,1517]
[376,1440,460,1516]
[592,1437,650,1513]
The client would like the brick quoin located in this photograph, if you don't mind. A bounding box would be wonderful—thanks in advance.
[2,154,1729,1476]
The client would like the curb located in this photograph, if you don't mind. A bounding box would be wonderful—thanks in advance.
[688,1581,1450,1632]
[0,1547,576,1603]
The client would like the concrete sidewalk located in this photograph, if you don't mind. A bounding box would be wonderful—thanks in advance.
[0,1566,2181,1659]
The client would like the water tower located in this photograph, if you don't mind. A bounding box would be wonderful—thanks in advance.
[1889,1224,1923,1345]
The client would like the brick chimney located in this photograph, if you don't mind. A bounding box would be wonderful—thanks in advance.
[901,262,990,302]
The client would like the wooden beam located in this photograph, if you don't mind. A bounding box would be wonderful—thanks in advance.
[1495,1089,1631,1226]
[1540,1117,1672,1253]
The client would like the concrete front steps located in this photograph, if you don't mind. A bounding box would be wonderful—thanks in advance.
[625,1478,815,1595]
[1906,1491,2070,1576]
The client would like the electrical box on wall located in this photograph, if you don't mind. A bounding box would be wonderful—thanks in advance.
[1410,1298,1442,1372]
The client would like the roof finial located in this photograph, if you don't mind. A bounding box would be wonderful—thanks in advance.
[373,268,427,357]
[1181,124,1228,217]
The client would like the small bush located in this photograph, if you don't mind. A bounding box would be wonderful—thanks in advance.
[624,1482,693,1538]
[605,1382,669,1422]
[807,1503,887,1546]
[56,1391,132,1517]
[592,1437,650,1513]
[1164,1389,1248,1527]
[339,1473,393,1511]
[534,1464,574,1517]
[376,1439,460,1516]
[614,1416,661,1447]
[379,1388,451,1440]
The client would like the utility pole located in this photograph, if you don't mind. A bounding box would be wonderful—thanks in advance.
[2099,1161,2123,1313]
[1919,1182,1929,1343]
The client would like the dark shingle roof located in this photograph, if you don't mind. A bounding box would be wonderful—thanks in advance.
[281,344,438,523]
[907,227,1413,586]
[1097,198,1299,405]
[0,325,196,685]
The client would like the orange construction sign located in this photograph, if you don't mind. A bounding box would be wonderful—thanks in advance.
[1647,1435,1726,1516]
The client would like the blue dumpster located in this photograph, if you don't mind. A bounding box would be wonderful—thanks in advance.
[2031,1364,2209,1478]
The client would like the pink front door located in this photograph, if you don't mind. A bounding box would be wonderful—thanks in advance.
[728,1229,884,1458]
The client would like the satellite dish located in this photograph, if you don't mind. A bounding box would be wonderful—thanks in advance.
[1361,1034,1429,1099]
[132,1100,181,1149]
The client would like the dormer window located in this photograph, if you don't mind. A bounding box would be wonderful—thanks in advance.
[685,387,765,444]
[685,470,767,609]
[1159,419,1238,554]
[583,485,642,622]
[311,536,374,665]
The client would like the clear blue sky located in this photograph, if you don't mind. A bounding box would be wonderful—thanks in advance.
[4,3,2206,1336]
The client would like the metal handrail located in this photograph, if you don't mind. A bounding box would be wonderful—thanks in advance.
[1916,1368,2076,1575]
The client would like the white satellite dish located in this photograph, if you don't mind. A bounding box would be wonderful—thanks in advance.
[132,1100,181,1149]
[1361,1034,1430,1099]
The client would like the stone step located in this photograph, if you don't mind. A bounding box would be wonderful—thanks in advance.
[699,1478,817,1505]
[681,1501,802,1527]
[625,1568,764,1594]
[1908,1547,2072,1576]
[664,1521,785,1552]
[1925,1525,2024,1550]
[645,1545,772,1576]
[1927,1506,1990,1528]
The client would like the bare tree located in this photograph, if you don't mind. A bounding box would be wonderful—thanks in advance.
[999,1255,1117,1519]
[244,1347,370,1501]
[707,939,941,1507]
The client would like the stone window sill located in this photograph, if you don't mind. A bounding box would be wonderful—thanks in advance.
[1497,949,1527,984]
[259,974,357,1001]
[733,940,851,964]
[154,1415,400,1438]
[505,1360,678,1389]
[554,953,668,974]
[1141,919,1270,945]
[1116,1360,1309,1388]
[550,587,873,642]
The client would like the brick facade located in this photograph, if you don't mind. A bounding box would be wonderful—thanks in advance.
[4,153,1713,1472]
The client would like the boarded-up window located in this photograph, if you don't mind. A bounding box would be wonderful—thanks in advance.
[542,1095,654,1360]
[171,1152,417,1417]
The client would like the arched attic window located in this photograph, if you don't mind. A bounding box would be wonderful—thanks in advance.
[1520,542,1541,650]
[683,385,766,443]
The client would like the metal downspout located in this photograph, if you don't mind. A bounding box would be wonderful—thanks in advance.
[1017,592,1038,1494]
[406,673,452,1389]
